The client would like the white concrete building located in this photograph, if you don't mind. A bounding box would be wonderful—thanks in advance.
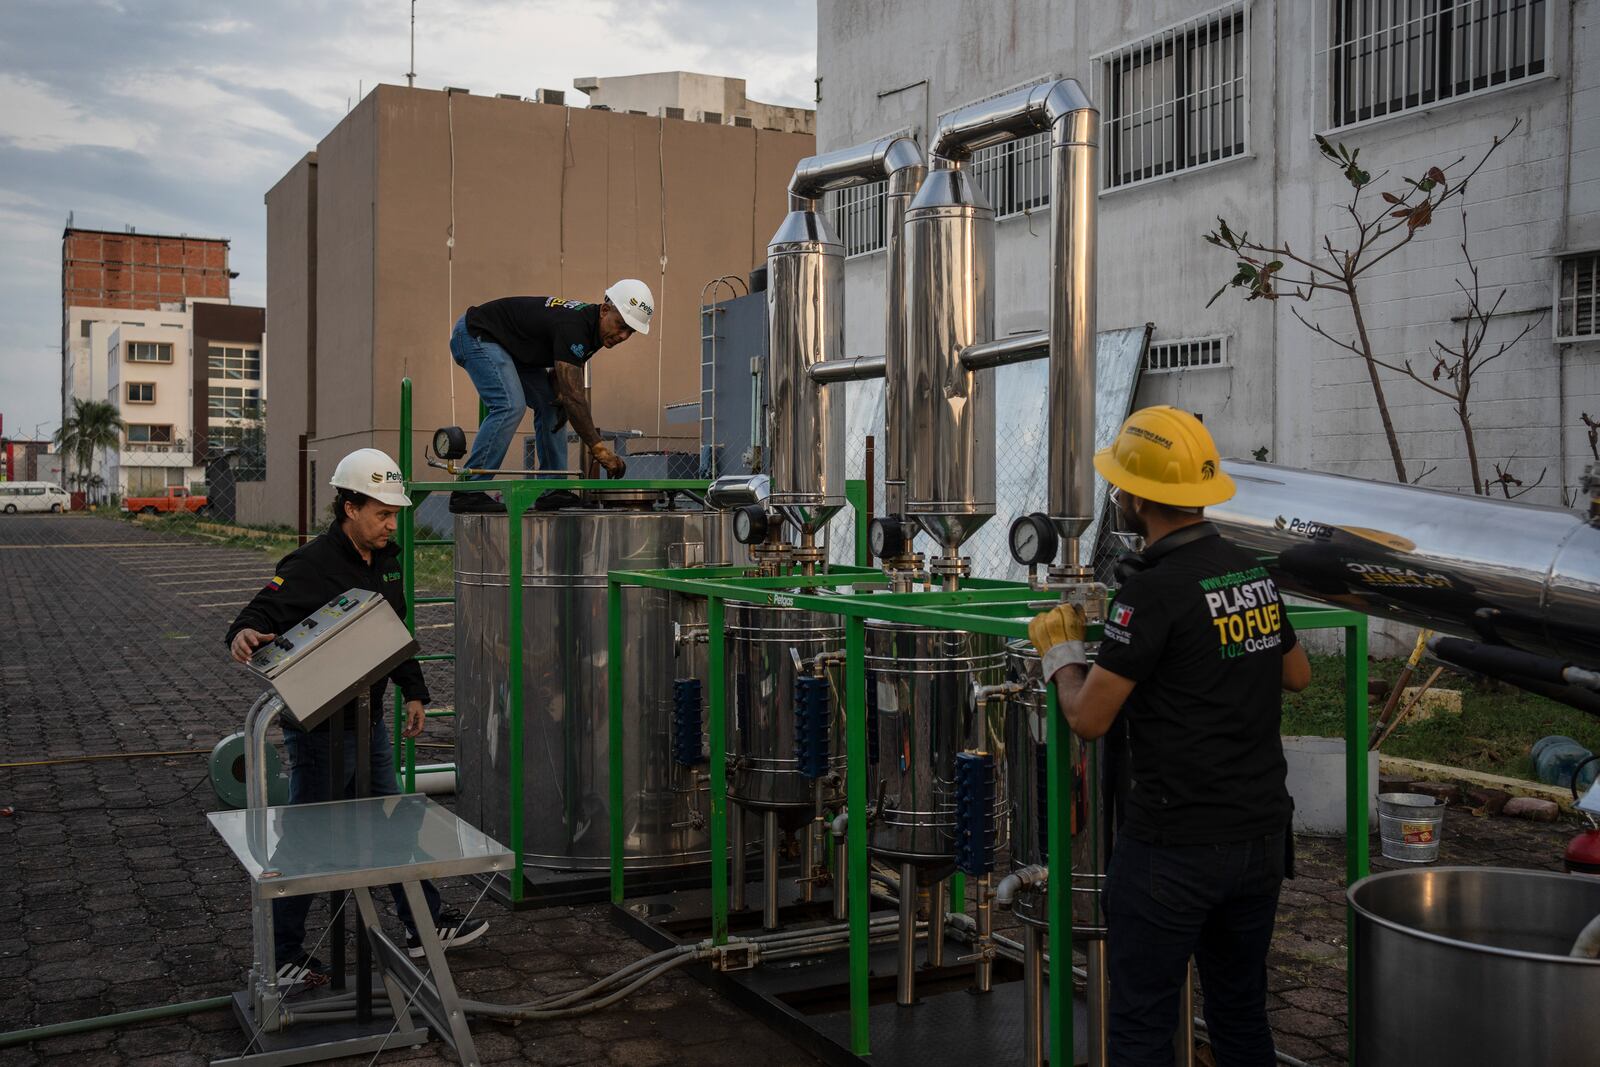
[64,304,202,497]
[818,0,1599,508]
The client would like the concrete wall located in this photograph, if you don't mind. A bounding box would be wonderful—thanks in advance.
[820,0,1600,507]
[262,154,316,532]
[261,84,814,526]
[577,71,816,133]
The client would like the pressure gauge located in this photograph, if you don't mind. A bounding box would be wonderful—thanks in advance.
[1008,513,1059,567]
[733,505,769,545]
[432,425,468,461]
[868,518,907,561]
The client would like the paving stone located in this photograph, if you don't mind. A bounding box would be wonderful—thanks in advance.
[1503,797,1560,822]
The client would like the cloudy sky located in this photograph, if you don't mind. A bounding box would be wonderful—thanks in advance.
[0,0,816,439]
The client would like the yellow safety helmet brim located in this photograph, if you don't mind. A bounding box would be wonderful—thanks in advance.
[1092,405,1237,508]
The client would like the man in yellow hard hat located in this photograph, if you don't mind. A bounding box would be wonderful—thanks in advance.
[1029,406,1310,1066]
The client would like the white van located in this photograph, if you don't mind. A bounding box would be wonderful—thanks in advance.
[0,482,71,514]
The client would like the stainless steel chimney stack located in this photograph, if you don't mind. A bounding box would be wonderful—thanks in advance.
[913,79,1100,584]
[755,137,926,572]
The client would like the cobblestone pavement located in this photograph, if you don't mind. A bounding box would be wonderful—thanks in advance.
[0,514,1581,1065]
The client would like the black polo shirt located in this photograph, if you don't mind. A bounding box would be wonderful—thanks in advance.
[1094,524,1297,845]
[464,297,603,369]
[225,521,429,731]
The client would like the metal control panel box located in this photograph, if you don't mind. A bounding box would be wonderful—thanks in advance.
[247,588,420,729]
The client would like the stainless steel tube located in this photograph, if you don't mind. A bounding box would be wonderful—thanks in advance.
[927,879,946,968]
[1023,925,1045,1067]
[1175,962,1195,1066]
[897,862,918,1005]
[800,822,816,904]
[1210,460,1600,666]
[883,145,926,519]
[1047,94,1098,551]
[731,802,747,913]
[1087,938,1110,1067]
[807,354,886,384]
[959,331,1048,371]
[763,810,780,931]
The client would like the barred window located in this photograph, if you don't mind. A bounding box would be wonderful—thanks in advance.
[970,133,1051,218]
[208,386,261,420]
[127,341,172,363]
[1095,2,1249,192]
[1557,254,1599,342]
[126,424,174,444]
[208,344,262,380]
[1146,335,1230,373]
[1319,0,1548,131]
[823,180,888,257]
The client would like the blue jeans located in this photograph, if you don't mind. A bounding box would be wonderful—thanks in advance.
[1106,832,1285,1066]
[448,314,566,477]
[272,714,442,961]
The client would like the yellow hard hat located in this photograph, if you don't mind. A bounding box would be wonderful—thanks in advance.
[1093,406,1236,508]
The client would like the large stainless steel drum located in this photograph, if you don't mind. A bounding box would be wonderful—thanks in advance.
[1350,866,1600,1066]
[726,601,845,811]
[454,503,730,872]
[867,621,1007,863]
[1005,643,1108,932]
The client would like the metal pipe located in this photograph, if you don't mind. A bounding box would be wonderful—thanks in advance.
[807,354,886,384]
[763,810,780,930]
[897,861,918,1005]
[1208,460,1600,666]
[883,144,926,520]
[995,863,1048,908]
[1087,938,1110,1067]
[800,821,816,904]
[959,331,1048,371]
[831,812,848,922]
[927,879,946,967]
[732,801,747,913]
[1023,925,1045,1067]
[1175,962,1196,1066]
[974,874,994,993]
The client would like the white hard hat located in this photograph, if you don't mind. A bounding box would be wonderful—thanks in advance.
[329,448,412,507]
[604,278,654,334]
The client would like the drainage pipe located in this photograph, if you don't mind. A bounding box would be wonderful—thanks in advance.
[0,997,234,1050]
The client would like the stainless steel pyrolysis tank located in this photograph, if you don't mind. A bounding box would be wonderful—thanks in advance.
[1005,644,1108,932]
[867,622,1007,863]
[1349,867,1600,1065]
[726,602,846,811]
[454,505,730,871]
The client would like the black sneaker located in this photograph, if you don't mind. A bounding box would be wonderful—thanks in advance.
[276,953,332,987]
[533,489,581,511]
[449,491,505,514]
[405,909,489,958]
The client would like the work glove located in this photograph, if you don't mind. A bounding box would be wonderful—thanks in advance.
[591,442,626,478]
[1028,603,1087,680]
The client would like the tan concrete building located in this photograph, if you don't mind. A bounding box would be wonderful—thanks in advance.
[257,83,814,528]
[574,71,815,134]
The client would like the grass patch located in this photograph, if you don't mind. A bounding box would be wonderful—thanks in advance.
[1283,654,1600,783]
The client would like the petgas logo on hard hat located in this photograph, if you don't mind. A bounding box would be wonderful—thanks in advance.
[1093,406,1236,509]
[605,279,655,334]
[331,448,412,507]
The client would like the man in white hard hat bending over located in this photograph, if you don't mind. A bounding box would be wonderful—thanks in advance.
[447,281,654,514]
[226,449,488,984]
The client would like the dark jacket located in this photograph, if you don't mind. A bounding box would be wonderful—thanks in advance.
[225,521,429,729]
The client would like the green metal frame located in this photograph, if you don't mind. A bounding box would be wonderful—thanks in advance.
[605,563,1369,1064]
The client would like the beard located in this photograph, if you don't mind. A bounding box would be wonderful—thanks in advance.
[1116,499,1148,542]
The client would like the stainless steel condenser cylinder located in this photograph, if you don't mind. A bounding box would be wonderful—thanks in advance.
[767,209,846,535]
[902,163,996,555]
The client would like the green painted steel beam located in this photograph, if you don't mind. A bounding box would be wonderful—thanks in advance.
[846,478,868,568]
[708,598,729,945]
[1344,617,1370,1067]
[413,654,455,663]
[413,596,454,605]
[844,615,870,1056]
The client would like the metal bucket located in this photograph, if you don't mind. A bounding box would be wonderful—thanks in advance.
[1377,792,1445,863]
[1350,866,1600,1066]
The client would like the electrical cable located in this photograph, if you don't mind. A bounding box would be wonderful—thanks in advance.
[446,88,458,426]
[7,772,210,815]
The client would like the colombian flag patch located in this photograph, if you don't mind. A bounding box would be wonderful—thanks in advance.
[263,575,284,593]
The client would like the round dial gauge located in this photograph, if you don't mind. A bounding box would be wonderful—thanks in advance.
[733,505,769,545]
[1008,513,1059,567]
[868,518,906,560]
[432,425,468,460]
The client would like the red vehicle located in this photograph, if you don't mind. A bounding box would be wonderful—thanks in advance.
[124,486,209,515]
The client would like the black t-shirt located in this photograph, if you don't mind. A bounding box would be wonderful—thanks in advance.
[465,297,603,369]
[1094,525,1298,845]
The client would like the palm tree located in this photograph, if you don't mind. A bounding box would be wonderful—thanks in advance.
[54,398,123,504]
